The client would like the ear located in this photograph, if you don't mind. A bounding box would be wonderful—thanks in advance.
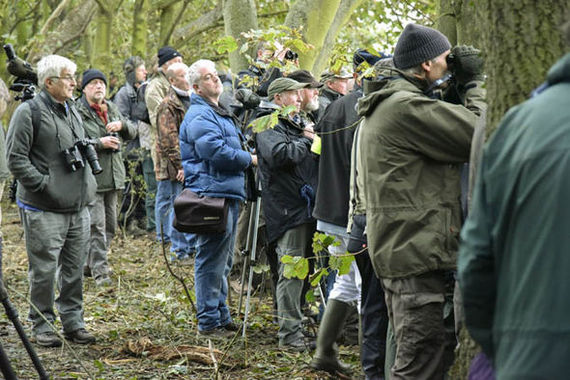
[420,60,432,73]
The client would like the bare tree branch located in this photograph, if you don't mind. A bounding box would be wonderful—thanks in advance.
[171,0,223,47]
[39,0,73,35]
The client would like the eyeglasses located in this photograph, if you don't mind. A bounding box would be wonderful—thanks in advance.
[51,75,77,82]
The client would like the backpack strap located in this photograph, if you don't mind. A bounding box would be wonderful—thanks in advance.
[25,98,41,145]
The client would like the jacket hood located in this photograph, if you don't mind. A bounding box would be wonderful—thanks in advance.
[546,52,570,85]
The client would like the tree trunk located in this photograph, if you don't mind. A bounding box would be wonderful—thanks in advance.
[436,0,457,45]
[311,0,363,76]
[132,0,149,58]
[93,4,113,70]
[284,0,341,71]
[477,0,568,133]
[223,0,258,73]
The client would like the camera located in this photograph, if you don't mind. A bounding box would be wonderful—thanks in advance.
[446,53,456,74]
[284,50,298,61]
[62,139,103,175]
[3,43,38,101]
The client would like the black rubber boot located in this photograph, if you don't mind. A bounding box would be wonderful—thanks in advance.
[310,298,352,375]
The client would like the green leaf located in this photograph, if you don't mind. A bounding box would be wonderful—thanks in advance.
[309,267,328,287]
[281,255,309,280]
[305,290,315,303]
[329,254,355,276]
[213,35,238,54]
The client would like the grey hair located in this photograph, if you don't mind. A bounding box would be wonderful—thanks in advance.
[36,55,77,90]
[166,62,189,80]
[187,59,216,86]
[400,63,424,76]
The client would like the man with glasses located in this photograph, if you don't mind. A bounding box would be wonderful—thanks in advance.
[179,59,257,337]
[6,55,98,347]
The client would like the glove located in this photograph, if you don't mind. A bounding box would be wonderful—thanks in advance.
[450,45,484,85]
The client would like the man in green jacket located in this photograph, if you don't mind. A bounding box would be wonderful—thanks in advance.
[459,47,570,379]
[77,69,136,287]
[6,55,98,347]
[358,24,486,379]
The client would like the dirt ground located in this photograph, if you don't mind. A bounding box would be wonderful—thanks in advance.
[0,199,361,379]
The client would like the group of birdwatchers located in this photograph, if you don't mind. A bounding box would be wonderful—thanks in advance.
[1,18,570,380]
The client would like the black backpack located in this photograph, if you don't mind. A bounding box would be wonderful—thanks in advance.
[131,82,150,124]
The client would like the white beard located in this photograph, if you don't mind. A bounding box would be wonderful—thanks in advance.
[305,96,319,112]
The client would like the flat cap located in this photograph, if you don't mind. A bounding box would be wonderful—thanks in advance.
[267,77,309,100]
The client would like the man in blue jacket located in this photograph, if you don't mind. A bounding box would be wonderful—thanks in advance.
[179,59,257,337]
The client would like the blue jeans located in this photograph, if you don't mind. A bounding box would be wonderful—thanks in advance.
[155,180,196,256]
[194,199,239,331]
[141,152,157,233]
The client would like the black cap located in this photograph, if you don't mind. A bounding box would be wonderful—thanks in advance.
[287,70,322,88]
[393,24,451,69]
[158,46,182,67]
[81,69,107,90]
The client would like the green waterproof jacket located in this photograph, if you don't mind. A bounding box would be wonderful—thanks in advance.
[358,73,486,279]
[77,96,137,192]
[459,53,570,379]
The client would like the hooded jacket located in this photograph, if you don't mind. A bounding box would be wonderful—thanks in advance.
[358,72,486,279]
[459,52,570,379]
[256,115,319,243]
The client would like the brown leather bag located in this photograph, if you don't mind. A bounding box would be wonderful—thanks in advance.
[172,189,228,234]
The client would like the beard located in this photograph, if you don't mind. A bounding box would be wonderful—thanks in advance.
[304,96,319,112]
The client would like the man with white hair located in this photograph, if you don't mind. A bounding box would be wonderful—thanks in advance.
[179,59,256,337]
[6,55,98,347]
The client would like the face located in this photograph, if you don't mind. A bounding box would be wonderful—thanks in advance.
[135,65,147,83]
[424,50,451,84]
[327,78,350,95]
[194,66,223,102]
[299,87,319,111]
[83,78,107,104]
[45,68,76,103]
[274,89,301,112]
[169,67,190,92]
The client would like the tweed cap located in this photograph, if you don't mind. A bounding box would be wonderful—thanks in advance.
[320,67,353,82]
[393,24,451,69]
[267,77,309,100]
[287,69,322,88]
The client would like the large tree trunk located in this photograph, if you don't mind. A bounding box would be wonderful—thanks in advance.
[478,0,568,133]
[284,0,341,71]
[311,0,363,76]
[223,0,258,73]
[93,3,113,70]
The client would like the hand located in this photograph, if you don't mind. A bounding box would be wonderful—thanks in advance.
[303,126,315,140]
[176,169,184,183]
[106,121,122,133]
[450,45,484,85]
[100,136,120,150]
[250,154,258,167]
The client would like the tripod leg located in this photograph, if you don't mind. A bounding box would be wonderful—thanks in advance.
[0,338,18,380]
[237,200,257,315]
[242,194,262,338]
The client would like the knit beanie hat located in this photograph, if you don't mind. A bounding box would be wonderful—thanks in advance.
[81,69,107,90]
[393,24,451,69]
[158,46,182,67]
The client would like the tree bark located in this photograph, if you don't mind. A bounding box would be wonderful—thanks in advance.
[223,0,258,73]
[132,0,149,58]
[284,0,341,71]
[311,0,363,76]
[171,0,223,47]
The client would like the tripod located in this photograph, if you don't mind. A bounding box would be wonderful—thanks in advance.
[0,240,49,379]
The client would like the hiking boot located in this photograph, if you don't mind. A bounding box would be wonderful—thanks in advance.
[280,337,316,352]
[222,321,240,331]
[64,328,96,344]
[95,275,112,287]
[198,327,234,339]
[34,331,62,347]
[310,355,352,375]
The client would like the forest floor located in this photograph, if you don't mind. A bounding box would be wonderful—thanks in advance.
[0,199,361,380]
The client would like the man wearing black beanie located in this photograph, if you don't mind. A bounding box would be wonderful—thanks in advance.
[358,24,487,379]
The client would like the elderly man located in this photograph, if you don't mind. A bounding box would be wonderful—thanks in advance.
[318,68,353,119]
[255,77,319,351]
[358,24,486,379]
[6,55,98,347]
[180,59,256,337]
[155,62,195,261]
[144,46,184,238]
[77,69,137,287]
[286,69,321,124]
